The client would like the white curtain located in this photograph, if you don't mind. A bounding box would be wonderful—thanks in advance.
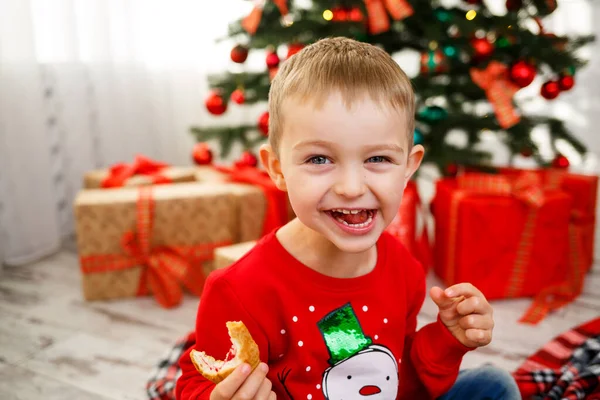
[0,0,252,266]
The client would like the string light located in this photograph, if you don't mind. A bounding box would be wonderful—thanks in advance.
[466,10,477,20]
[323,9,333,21]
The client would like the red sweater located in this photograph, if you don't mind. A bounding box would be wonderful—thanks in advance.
[177,231,470,400]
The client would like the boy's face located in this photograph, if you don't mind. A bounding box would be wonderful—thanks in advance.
[261,92,423,254]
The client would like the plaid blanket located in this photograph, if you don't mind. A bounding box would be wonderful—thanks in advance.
[513,318,600,399]
[147,331,195,400]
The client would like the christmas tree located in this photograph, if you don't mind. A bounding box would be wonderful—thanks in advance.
[191,0,594,175]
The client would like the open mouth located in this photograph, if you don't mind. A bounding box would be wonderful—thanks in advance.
[325,208,376,228]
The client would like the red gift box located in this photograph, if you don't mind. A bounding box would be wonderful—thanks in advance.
[386,180,431,271]
[520,168,597,271]
[433,168,598,323]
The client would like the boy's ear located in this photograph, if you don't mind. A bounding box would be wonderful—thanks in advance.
[404,144,425,187]
[259,143,287,191]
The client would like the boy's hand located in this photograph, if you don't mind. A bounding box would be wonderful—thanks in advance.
[430,283,494,348]
[210,362,276,400]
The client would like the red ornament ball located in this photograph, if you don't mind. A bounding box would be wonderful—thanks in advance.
[287,43,305,59]
[558,74,575,91]
[266,51,280,69]
[471,37,494,60]
[552,154,570,169]
[541,80,560,100]
[230,89,245,105]
[258,111,269,136]
[332,7,347,21]
[192,142,213,165]
[446,163,459,177]
[509,60,536,88]
[348,7,364,21]
[505,0,523,11]
[236,151,258,168]
[205,91,227,115]
[230,45,249,64]
[465,0,482,4]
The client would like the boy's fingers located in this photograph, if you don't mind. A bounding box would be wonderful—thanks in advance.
[456,296,492,316]
[254,378,273,400]
[444,283,483,299]
[268,391,277,400]
[458,314,494,331]
[212,363,252,400]
[233,363,269,400]
[465,328,492,345]
[429,286,458,310]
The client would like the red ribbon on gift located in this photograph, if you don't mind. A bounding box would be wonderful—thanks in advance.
[445,172,544,299]
[242,0,289,35]
[470,61,521,129]
[214,164,290,237]
[80,186,230,308]
[365,0,414,34]
[518,169,589,324]
[101,155,172,188]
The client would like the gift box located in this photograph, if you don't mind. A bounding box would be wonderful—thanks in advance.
[195,166,295,242]
[433,169,598,324]
[433,172,572,299]
[84,155,196,189]
[512,168,597,271]
[212,241,257,274]
[469,167,598,272]
[385,180,431,271]
[74,183,237,307]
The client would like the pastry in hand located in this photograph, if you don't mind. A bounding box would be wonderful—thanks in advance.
[190,321,261,384]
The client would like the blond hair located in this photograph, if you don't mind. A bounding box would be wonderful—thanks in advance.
[268,37,415,154]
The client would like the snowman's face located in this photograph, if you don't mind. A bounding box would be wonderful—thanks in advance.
[322,345,399,400]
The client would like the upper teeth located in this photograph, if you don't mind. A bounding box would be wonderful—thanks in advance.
[332,209,362,214]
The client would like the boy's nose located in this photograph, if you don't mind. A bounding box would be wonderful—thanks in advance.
[333,169,367,198]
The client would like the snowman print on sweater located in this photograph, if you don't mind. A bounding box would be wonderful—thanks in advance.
[318,303,399,400]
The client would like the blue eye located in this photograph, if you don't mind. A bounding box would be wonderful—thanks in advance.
[367,156,389,163]
[307,156,330,164]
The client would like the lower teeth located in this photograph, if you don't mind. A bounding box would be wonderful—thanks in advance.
[335,214,373,228]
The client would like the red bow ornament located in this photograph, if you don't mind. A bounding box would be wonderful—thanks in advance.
[364,0,414,34]
[242,0,289,35]
[102,155,172,188]
[470,61,521,129]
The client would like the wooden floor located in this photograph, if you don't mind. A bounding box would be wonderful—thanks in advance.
[0,249,599,400]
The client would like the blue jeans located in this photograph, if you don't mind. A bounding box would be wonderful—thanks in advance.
[438,365,522,400]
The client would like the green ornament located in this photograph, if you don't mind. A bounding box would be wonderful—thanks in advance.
[497,37,510,48]
[414,128,424,145]
[317,303,372,365]
[418,106,448,123]
[434,8,452,22]
[443,45,457,58]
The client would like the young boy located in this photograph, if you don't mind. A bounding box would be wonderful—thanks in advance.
[177,37,520,400]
